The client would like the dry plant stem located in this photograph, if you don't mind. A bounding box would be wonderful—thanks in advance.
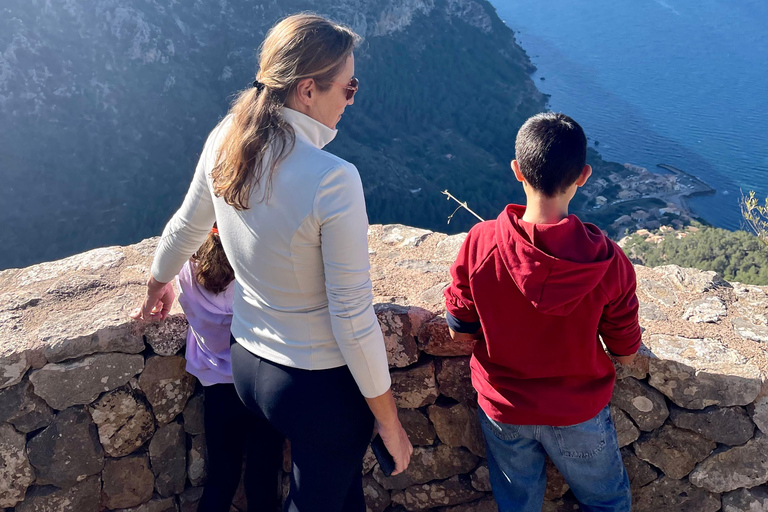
[740,190,768,246]
[441,189,485,224]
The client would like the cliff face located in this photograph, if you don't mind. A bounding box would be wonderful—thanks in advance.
[1,225,767,511]
[1,0,545,270]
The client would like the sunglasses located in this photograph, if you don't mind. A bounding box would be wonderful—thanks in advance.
[331,77,359,101]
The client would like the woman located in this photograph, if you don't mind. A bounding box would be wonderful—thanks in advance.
[132,13,412,512]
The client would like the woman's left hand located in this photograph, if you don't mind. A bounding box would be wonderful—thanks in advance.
[131,276,175,321]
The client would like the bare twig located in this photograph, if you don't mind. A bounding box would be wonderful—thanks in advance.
[740,190,768,246]
[441,190,485,224]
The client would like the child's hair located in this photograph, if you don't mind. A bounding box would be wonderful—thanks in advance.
[515,112,587,197]
[192,226,235,294]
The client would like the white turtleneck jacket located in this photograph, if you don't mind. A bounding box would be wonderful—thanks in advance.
[151,107,391,398]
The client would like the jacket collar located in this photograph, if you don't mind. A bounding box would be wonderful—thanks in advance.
[281,107,338,149]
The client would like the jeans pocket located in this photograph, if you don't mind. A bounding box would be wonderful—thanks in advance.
[554,409,607,459]
[479,410,521,441]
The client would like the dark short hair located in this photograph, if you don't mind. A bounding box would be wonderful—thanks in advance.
[514,112,587,197]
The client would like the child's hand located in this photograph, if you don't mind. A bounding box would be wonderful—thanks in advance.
[131,277,175,321]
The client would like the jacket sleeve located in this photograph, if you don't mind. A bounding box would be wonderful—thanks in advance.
[313,163,391,399]
[598,253,642,356]
[444,230,482,334]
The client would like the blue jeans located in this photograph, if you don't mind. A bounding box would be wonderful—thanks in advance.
[478,405,631,512]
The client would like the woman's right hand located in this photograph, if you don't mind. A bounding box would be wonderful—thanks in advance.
[130,276,175,322]
[376,418,413,476]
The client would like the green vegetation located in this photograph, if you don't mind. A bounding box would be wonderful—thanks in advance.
[740,191,768,246]
[622,225,768,285]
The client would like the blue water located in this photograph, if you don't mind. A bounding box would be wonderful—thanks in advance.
[491,0,768,230]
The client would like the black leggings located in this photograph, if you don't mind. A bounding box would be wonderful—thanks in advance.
[198,383,283,512]
[230,338,374,512]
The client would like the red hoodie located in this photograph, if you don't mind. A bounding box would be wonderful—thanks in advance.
[444,204,641,426]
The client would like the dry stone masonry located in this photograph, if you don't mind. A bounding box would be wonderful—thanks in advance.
[0,224,766,511]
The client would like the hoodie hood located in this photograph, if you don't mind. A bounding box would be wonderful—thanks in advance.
[495,204,615,316]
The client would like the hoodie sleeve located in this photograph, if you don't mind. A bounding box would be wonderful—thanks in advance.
[444,231,482,334]
[598,252,642,356]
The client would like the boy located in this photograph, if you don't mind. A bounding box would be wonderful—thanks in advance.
[444,112,640,512]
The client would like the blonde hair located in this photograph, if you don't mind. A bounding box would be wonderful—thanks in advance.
[212,13,360,209]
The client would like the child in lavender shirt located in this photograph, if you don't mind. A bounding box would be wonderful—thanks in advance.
[178,226,283,511]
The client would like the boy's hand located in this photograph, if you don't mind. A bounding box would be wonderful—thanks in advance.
[613,353,637,365]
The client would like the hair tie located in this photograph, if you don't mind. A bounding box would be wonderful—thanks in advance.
[253,79,265,92]
[210,227,219,235]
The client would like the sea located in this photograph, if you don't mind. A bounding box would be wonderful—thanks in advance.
[490,0,768,231]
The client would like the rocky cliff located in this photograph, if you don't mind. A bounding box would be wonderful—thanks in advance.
[1,225,767,511]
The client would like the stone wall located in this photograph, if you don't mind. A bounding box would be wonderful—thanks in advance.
[1,224,767,512]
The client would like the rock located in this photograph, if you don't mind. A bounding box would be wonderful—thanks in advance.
[183,393,205,435]
[669,405,755,446]
[0,423,35,508]
[391,475,484,511]
[632,476,720,512]
[14,475,101,512]
[749,396,768,434]
[142,314,189,356]
[541,495,581,512]
[26,406,104,488]
[375,303,420,368]
[432,233,467,262]
[722,487,768,512]
[38,298,145,363]
[435,357,474,403]
[378,225,433,247]
[115,496,179,512]
[390,360,439,409]
[610,405,640,448]
[637,278,678,307]
[149,422,187,497]
[656,265,726,293]
[427,403,485,456]
[633,424,715,479]
[138,355,196,424]
[438,496,498,512]
[544,458,569,500]
[614,344,651,380]
[682,297,727,323]
[399,408,436,446]
[14,247,125,287]
[363,445,378,474]
[363,475,391,512]
[0,350,30,390]
[732,318,768,343]
[373,445,480,490]
[689,434,768,493]
[179,487,203,512]
[0,379,54,432]
[638,301,668,322]
[417,317,475,357]
[89,388,155,457]
[102,454,155,509]
[470,464,491,492]
[188,434,208,486]
[621,447,658,489]
[611,377,669,431]
[29,352,144,410]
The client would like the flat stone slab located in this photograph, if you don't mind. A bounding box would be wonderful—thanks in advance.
[682,297,727,323]
[418,317,475,357]
[363,475,391,512]
[14,475,101,512]
[620,447,658,489]
[749,396,768,435]
[142,315,188,356]
[689,434,768,493]
[722,487,768,512]
[732,318,768,343]
[138,355,196,425]
[428,403,485,457]
[611,377,669,431]
[391,475,484,511]
[89,388,156,457]
[399,408,436,446]
[102,454,155,509]
[373,445,479,490]
[611,405,640,448]
[435,356,474,404]
[646,334,762,409]
[669,405,755,446]
[0,423,35,508]
[633,424,715,479]
[632,476,720,512]
[390,360,439,409]
[187,434,207,487]
[0,378,54,433]
[29,352,144,410]
[149,422,187,497]
[375,303,421,368]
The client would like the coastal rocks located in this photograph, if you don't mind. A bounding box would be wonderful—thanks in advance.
[646,335,762,409]
[689,435,768,493]
[0,379,54,433]
[637,278,678,307]
[148,422,187,497]
[621,448,658,489]
[0,350,30,390]
[375,303,420,368]
[638,301,668,322]
[633,424,715,479]
[391,475,484,511]
[732,318,768,343]
[749,396,768,434]
[435,357,473,403]
[89,388,155,457]
[378,225,433,248]
[142,315,188,356]
[611,377,669,431]
[722,487,768,512]
[14,475,101,512]
[655,265,726,294]
[391,360,439,409]
[0,423,35,508]
[28,353,144,410]
[373,445,479,490]
[26,407,104,488]
[138,355,195,425]
[610,405,640,448]
[14,247,125,287]
[363,475,391,512]
[669,405,755,445]
[101,454,155,509]
[399,409,437,446]
[632,476,721,512]
[432,233,467,262]
[428,403,485,456]
[682,297,727,323]
[418,317,474,357]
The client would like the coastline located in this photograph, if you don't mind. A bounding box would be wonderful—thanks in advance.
[655,163,716,218]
